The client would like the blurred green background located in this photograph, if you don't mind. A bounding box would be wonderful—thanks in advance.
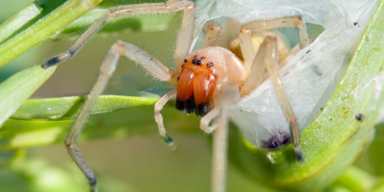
[1,1,384,192]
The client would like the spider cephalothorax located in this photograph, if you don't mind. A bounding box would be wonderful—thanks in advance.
[176,47,248,116]
[176,54,217,116]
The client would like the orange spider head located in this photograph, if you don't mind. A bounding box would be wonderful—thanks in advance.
[176,54,217,116]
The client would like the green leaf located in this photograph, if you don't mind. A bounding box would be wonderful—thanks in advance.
[0,105,199,150]
[332,166,377,192]
[11,95,160,120]
[356,122,384,175]
[0,3,42,43]
[0,65,56,126]
[228,0,384,191]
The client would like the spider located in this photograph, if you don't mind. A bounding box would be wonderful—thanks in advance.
[41,0,309,191]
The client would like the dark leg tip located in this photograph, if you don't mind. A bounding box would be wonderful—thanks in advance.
[42,57,60,68]
[89,176,97,192]
[41,63,49,68]
[162,134,174,146]
[295,147,305,162]
[89,178,97,186]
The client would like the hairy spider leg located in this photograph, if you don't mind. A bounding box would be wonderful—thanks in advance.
[211,108,229,192]
[239,16,308,71]
[64,41,177,192]
[263,37,304,161]
[41,1,196,191]
[155,89,177,145]
[244,16,308,49]
[200,106,221,133]
[42,0,195,71]
[236,17,307,162]
[210,87,240,192]
[242,35,304,161]
[202,22,222,48]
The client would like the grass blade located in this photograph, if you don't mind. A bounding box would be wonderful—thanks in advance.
[0,0,103,67]
[0,65,56,125]
[11,95,160,120]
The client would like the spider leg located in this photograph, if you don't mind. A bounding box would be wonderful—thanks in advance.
[241,33,271,95]
[242,16,308,49]
[242,36,304,162]
[265,36,303,161]
[65,40,176,192]
[211,108,228,192]
[200,84,240,134]
[202,22,222,48]
[244,17,324,78]
[239,16,308,71]
[218,18,241,48]
[210,87,240,192]
[200,106,220,134]
[42,0,195,69]
[154,89,177,145]
[239,27,255,71]
[174,1,196,72]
